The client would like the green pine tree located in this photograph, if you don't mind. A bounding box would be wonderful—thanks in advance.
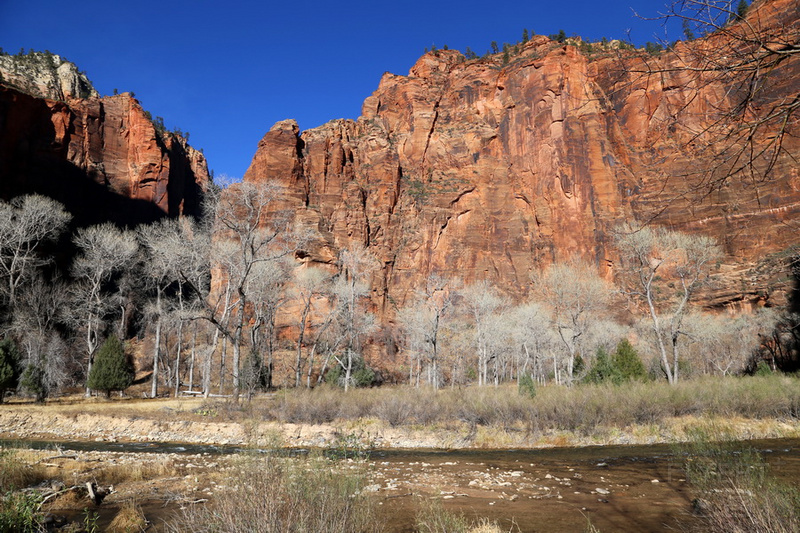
[20,363,46,402]
[585,347,615,384]
[611,339,647,383]
[522,28,529,43]
[0,339,21,403]
[87,335,134,398]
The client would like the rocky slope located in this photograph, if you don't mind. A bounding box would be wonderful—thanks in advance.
[0,53,209,225]
[243,0,800,312]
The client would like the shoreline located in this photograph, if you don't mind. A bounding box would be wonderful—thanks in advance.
[2,396,799,450]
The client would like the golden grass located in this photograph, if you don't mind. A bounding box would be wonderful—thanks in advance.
[91,456,180,485]
[169,454,381,533]
[107,500,148,533]
[0,449,51,491]
[2,375,799,450]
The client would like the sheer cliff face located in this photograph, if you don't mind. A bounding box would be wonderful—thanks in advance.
[245,4,800,311]
[0,79,209,225]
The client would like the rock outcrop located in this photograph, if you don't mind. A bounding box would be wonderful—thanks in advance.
[243,0,800,312]
[0,53,209,226]
[0,51,98,101]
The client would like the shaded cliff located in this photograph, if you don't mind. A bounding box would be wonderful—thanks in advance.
[243,0,800,312]
[0,53,209,226]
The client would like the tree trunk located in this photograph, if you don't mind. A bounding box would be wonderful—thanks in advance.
[203,327,220,398]
[151,319,161,398]
[174,318,183,397]
[188,323,197,392]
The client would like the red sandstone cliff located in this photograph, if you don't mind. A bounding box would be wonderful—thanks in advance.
[0,54,209,225]
[243,0,799,312]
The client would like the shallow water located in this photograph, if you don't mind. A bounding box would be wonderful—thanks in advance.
[369,440,800,532]
[5,437,799,532]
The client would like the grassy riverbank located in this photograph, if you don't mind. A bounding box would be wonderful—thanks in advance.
[0,375,798,449]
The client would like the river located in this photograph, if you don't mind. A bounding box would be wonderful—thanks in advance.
[4,437,799,532]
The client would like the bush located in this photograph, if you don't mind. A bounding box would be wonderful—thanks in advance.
[169,454,380,533]
[87,335,134,397]
[683,428,800,532]
[585,347,615,384]
[0,491,44,533]
[325,357,375,388]
[19,364,45,402]
[518,374,537,398]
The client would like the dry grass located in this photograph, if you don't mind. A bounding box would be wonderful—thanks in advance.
[90,456,179,485]
[169,453,381,533]
[247,375,800,441]
[0,449,50,491]
[415,500,514,533]
[682,427,800,533]
[107,500,148,533]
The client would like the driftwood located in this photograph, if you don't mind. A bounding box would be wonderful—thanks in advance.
[85,482,113,505]
[31,453,79,466]
[26,481,114,508]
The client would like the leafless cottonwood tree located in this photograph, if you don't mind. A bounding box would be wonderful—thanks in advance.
[462,280,507,386]
[509,301,556,385]
[615,225,721,384]
[685,308,778,375]
[201,181,296,399]
[329,243,377,391]
[534,260,611,386]
[71,223,138,395]
[289,266,330,387]
[0,195,71,307]
[633,0,800,190]
[398,274,458,388]
[138,218,205,397]
[246,259,290,390]
[11,276,72,399]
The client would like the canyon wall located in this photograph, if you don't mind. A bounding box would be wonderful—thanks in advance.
[0,53,209,226]
[243,0,800,312]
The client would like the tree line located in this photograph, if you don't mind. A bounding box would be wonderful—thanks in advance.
[0,181,793,402]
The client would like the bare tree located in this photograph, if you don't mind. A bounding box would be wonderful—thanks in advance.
[630,0,800,190]
[200,181,296,399]
[685,308,779,375]
[462,280,507,386]
[509,302,556,385]
[329,243,378,391]
[534,260,611,386]
[246,259,290,390]
[71,223,138,395]
[0,195,71,306]
[398,274,458,388]
[138,218,200,397]
[11,276,72,399]
[289,266,330,387]
[615,225,721,384]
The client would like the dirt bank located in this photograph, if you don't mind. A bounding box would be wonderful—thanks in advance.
[1,396,798,450]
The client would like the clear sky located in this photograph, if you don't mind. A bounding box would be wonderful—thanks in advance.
[0,0,674,181]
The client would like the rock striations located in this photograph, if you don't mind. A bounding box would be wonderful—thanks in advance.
[243,0,800,312]
[0,53,209,225]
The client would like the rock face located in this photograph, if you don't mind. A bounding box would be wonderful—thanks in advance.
[0,51,98,101]
[0,54,209,225]
[243,0,800,312]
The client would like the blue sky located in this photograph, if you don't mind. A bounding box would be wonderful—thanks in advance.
[0,0,675,181]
